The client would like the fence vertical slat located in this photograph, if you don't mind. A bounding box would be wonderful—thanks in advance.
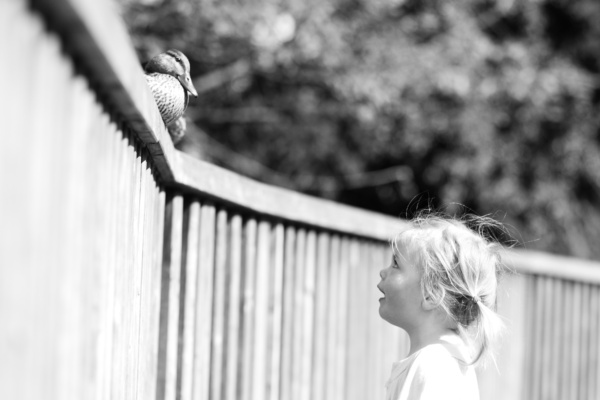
[373,243,388,399]
[560,281,573,400]
[539,276,553,400]
[346,239,367,400]
[569,281,581,400]
[312,232,330,400]
[325,235,340,400]
[300,230,317,400]
[291,228,306,400]
[279,226,296,400]
[530,276,544,400]
[252,220,272,400]
[365,241,380,399]
[48,41,76,400]
[224,214,243,400]
[98,94,116,400]
[157,194,184,400]
[138,161,163,400]
[130,147,147,399]
[179,200,201,400]
[579,283,591,400]
[335,236,350,400]
[269,223,285,400]
[550,278,562,400]
[210,209,229,400]
[590,287,600,400]
[240,219,258,399]
[192,203,217,400]
[588,285,600,399]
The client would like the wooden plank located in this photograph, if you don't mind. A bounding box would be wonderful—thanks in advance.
[365,242,379,399]
[157,195,184,400]
[97,79,117,400]
[550,279,562,400]
[311,232,330,400]
[530,277,544,400]
[144,188,165,400]
[224,214,243,400]
[325,235,340,400]
[345,239,364,400]
[252,220,272,400]
[505,250,600,285]
[334,237,350,400]
[372,243,389,400]
[578,284,591,400]
[131,148,148,399]
[210,209,229,400]
[300,230,317,400]
[137,160,163,400]
[520,275,536,400]
[0,2,37,395]
[540,277,554,400]
[175,152,405,241]
[569,282,582,400]
[240,219,258,399]
[560,281,574,400]
[590,286,600,400]
[192,203,217,400]
[291,229,306,400]
[179,200,201,400]
[588,285,600,399]
[279,226,296,400]
[269,223,285,400]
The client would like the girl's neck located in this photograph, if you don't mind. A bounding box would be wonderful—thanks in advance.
[407,326,459,356]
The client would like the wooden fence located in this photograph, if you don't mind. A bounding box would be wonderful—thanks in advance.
[2,0,600,399]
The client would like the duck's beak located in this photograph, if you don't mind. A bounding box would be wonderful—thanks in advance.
[179,73,198,98]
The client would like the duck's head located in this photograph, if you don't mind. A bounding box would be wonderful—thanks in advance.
[145,49,198,97]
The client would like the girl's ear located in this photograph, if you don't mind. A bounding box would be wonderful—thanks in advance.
[421,295,437,311]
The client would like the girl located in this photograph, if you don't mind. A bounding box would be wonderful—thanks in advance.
[378,213,507,400]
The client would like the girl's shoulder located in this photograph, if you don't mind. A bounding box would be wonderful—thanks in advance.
[406,342,479,399]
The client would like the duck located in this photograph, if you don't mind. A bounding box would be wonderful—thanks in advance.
[144,49,198,143]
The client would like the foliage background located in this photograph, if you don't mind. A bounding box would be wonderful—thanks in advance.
[119,0,600,260]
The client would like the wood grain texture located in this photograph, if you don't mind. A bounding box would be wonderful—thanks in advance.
[279,227,297,400]
[175,152,405,241]
[269,223,286,400]
[210,209,229,400]
[240,219,258,400]
[179,201,201,400]
[224,214,243,400]
[158,195,184,400]
[192,203,216,400]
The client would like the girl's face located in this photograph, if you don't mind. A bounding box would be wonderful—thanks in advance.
[377,243,425,331]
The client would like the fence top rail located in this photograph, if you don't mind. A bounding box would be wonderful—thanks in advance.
[34,0,600,278]
[506,249,600,285]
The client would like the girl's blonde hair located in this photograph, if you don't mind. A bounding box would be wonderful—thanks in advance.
[393,212,511,367]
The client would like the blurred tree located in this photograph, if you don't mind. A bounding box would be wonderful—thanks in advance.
[119,0,600,260]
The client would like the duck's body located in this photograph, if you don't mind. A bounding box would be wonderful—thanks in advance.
[145,72,189,125]
[144,49,198,143]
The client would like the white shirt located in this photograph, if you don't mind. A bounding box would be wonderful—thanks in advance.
[384,338,479,400]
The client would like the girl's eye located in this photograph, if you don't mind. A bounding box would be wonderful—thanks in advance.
[392,257,400,269]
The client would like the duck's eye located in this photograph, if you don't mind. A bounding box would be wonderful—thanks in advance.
[175,57,182,63]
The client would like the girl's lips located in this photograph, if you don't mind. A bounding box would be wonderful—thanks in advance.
[377,284,385,301]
